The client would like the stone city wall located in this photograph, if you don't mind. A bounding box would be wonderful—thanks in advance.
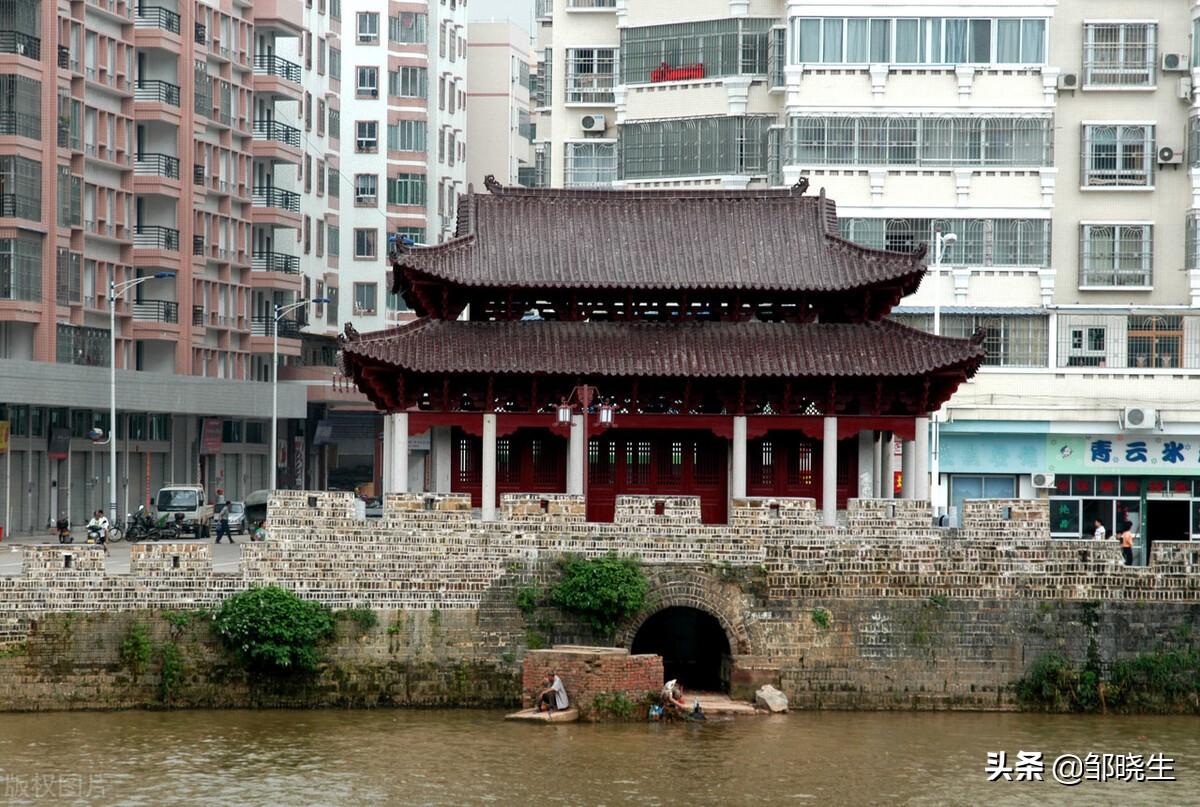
[0,492,1197,712]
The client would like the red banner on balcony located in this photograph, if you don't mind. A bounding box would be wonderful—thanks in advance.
[200,418,224,455]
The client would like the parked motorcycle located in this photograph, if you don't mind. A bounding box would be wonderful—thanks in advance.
[124,506,174,542]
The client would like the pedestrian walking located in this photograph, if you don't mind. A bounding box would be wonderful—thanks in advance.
[1092,519,1107,541]
[1118,521,1135,566]
[214,499,235,544]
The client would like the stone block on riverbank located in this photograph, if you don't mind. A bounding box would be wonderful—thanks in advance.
[505,707,579,723]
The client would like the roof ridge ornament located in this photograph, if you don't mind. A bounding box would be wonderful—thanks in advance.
[912,242,929,261]
[338,322,360,345]
[483,174,504,194]
[791,177,809,195]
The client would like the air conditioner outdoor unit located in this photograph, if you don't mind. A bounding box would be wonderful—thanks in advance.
[1031,472,1056,489]
[1122,406,1157,430]
[1158,145,1184,165]
[580,113,606,132]
[1163,53,1190,72]
[1056,73,1078,91]
[1178,77,1194,101]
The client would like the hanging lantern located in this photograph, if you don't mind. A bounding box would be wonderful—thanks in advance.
[597,402,615,426]
[555,401,573,425]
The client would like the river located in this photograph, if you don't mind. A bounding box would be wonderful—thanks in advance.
[0,710,1195,806]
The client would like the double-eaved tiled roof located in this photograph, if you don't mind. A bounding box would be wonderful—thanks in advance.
[390,182,927,295]
[342,319,985,379]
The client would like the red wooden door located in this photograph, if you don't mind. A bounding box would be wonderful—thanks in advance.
[450,427,567,507]
[747,432,858,509]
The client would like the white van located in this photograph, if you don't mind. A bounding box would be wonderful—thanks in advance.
[155,485,214,538]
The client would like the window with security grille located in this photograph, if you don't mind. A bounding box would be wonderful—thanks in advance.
[566,48,616,104]
[0,233,41,302]
[1083,23,1156,87]
[565,142,617,187]
[839,218,1051,267]
[0,75,41,138]
[1127,315,1183,369]
[786,115,1054,167]
[1081,124,1153,187]
[535,48,552,107]
[56,324,110,367]
[621,19,773,83]
[1079,224,1152,287]
[891,313,1048,367]
[389,66,427,98]
[789,16,1045,65]
[619,116,772,180]
[387,173,426,206]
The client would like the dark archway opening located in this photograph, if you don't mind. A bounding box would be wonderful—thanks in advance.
[630,606,732,693]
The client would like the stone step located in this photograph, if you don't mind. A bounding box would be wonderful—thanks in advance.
[505,707,579,723]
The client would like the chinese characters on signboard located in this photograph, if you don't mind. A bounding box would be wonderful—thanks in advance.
[1052,435,1200,472]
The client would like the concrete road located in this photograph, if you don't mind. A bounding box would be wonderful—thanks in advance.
[0,531,244,576]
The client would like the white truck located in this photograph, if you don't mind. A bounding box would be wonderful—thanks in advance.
[155,485,214,538]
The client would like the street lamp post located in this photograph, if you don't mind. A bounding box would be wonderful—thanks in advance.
[930,231,957,517]
[108,272,175,527]
[270,297,330,491]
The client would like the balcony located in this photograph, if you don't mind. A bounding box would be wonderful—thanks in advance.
[252,186,300,212]
[0,31,41,60]
[134,153,181,179]
[253,54,301,84]
[135,79,181,107]
[193,164,205,185]
[131,299,179,323]
[251,315,301,338]
[58,45,69,69]
[253,250,300,274]
[192,235,204,255]
[194,23,207,45]
[535,0,552,19]
[253,119,301,147]
[192,306,206,326]
[133,224,180,251]
[134,6,181,35]
[0,194,39,220]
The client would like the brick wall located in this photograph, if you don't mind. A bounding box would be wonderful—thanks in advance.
[521,647,663,716]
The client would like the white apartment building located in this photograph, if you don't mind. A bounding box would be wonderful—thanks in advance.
[531,0,1200,550]
[337,0,468,333]
[466,21,534,187]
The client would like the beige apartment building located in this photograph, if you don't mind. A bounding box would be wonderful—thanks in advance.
[529,0,1200,546]
[466,20,533,188]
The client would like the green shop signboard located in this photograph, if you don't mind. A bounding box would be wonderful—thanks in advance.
[1046,434,1200,476]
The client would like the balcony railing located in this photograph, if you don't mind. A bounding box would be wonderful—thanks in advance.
[252,250,300,274]
[252,186,300,212]
[251,315,301,338]
[134,6,181,34]
[0,194,39,219]
[134,152,180,179]
[133,224,180,250]
[194,22,207,45]
[0,31,41,59]
[192,235,204,255]
[58,45,70,69]
[253,119,301,147]
[131,299,179,323]
[193,306,206,326]
[567,0,616,7]
[193,164,205,184]
[135,79,181,107]
[535,0,552,18]
[253,53,301,84]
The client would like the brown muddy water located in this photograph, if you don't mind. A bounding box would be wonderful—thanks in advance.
[0,709,1196,806]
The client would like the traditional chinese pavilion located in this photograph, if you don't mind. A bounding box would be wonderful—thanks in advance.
[340,179,985,525]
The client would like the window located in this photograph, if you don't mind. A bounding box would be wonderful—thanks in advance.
[353,282,377,313]
[356,66,378,96]
[354,174,378,205]
[389,66,427,98]
[621,19,773,83]
[789,16,1046,65]
[787,115,1054,167]
[388,119,426,152]
[386,289,409,311]
[318,37,325,74]
[1127,315,1182,369]
[355,120,378,152]
[0,155,42,221]
[317,99,325,135]
[56,324,110,366]
[0,233,42,302]
[353,229,376,259]
[566,48,616,103]
[620,116,772,180]
[357,12,379,43]
[317,159,325,195]
[950,476,1017,518]
[389,12,427,44]
[893,313,1048,368]
[1079,224,1152,287]
[839,218,1052,267]
[329,47,341,80]
[387,173,426,205]
[0,75,41,139]
[328,224,339,257]
[1082,124,1153,187]
[565,142,618,186]
[1083,23,1156,87]
[534,48,552,107]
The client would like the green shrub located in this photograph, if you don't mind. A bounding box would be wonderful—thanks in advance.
[515,586,542,617]
[157,643,183,704]
[811,608,831,630]
[551,554,648,637]
[588,691,637,720]
[338,608,379,633]
[121,622,152,677]
[526,630,548,650]
[213,586,334,674]
[1016,652,1078,711]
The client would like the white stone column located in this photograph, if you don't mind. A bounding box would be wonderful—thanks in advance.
[901,439,916,499]
[566,414,584,495]
[431,426,452,493]
[871,432,882,497]
[731,415,747,499]
[822,416,837,527]
[394,413,409,494]
[881,431,895,499]
[857,430,875,497]
[914,416,930,501]
[481,414,497,521]
[382,415,394,494]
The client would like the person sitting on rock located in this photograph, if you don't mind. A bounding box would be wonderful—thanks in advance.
[662,679,688,713]
[537,671,569,712]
